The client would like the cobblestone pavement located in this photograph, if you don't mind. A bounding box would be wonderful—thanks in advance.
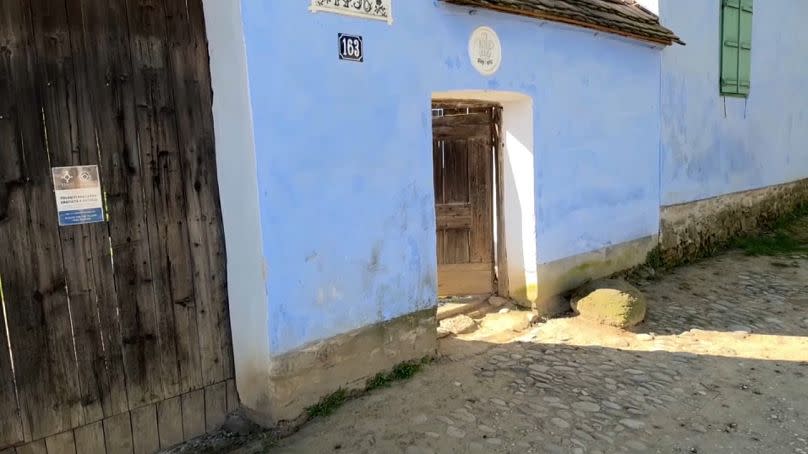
[225,239,808,453]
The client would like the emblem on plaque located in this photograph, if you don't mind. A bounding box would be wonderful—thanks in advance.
[469,26,502,76]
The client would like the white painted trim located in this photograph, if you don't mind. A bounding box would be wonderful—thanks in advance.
[432,90,538,304]
[500,97,538,303]
[202,0,270,412]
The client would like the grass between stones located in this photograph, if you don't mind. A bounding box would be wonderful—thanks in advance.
[305,388,349,419]
[734,204,808,256]
[366,359,427,390]
[734,231,807,256]
[305,357,433,419]
[626,204,808,283]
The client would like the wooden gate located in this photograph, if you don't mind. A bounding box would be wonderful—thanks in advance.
[0,1,236,452]
[432,103,500,296]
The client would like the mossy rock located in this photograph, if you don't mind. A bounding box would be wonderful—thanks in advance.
[571,279,647,328]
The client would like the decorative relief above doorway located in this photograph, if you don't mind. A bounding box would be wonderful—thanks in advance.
[310,0,393,24]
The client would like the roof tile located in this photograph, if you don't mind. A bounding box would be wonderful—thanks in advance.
[443,0,683,46]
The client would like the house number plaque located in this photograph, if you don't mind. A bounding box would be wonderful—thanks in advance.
[338,33,364,62]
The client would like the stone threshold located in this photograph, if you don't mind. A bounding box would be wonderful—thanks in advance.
[437,295,490,321]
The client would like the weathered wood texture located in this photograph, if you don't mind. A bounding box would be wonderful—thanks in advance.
[492,107,509,296]
[164,0,233,386]
[0,1,236,452]
[10,382,232,454]
[156,397,183,450]
[432,106,498,296]
[74,422,105,454]
[437,263,496,296]
[0,5,26,448]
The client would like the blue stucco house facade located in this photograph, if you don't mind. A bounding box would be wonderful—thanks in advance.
[197,0,807,424]
[656,0,808,260]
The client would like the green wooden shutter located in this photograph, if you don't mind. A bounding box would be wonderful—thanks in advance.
[721,0,741,95]
[738,0,753,95]
[720,0,752,96]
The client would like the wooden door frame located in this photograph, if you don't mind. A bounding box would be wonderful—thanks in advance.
[432,99,508,298]
[492,106,509,298]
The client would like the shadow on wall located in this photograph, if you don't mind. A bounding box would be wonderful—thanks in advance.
[431,90,538,304]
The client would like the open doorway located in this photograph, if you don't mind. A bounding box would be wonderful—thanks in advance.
[431,100,504,302]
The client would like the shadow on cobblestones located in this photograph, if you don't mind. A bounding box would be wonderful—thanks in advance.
[256,337,807,454]
[171,219,808,454]
[258,243,808,453]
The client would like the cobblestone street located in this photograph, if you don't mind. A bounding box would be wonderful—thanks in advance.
[221,224,808,454]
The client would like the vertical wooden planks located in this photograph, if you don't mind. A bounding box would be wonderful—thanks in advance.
[129,405,159,454]
[0,1,24,224]
[190,0,234,382]
[180,390,205,441]
[74,422,105,454]
[468,135,494,264]
[30,0,127,426]
[156,397,183,449]
[44,431,75,454]
[15,441,46,454]
[443,140,471,264]
[0,2,25,447]
[1,1,234,449]
[433,139,445,208]
[0,3,34,444]
[71,0,165,412]
[433,106,497,295]
[204,382,227,432]
[4,0,84,440]
[493,107,509,296]
[443,140,470,205]
[0,341,20,454]
[433,139,446,266]
[226,379,239,414]
[63,0,134,421]
[163,0,233,385]
[125,0,201,400]
[103,412,133,454]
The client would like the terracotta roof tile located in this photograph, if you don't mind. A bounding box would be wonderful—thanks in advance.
[443,0,683,46]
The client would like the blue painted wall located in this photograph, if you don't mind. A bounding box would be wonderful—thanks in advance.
[659,0,808,206]
[241,1,662,354]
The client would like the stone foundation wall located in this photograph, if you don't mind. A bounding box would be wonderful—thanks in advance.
[660,178,808,264]
[532,235,659,315]
[251,308,437,425]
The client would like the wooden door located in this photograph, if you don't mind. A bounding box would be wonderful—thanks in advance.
[432,105,497,296]
[0,1,236,452]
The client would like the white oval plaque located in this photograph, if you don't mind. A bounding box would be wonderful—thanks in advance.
[469,26,502,76]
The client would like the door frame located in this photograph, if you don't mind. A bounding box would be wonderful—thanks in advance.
[432,99,508,297]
